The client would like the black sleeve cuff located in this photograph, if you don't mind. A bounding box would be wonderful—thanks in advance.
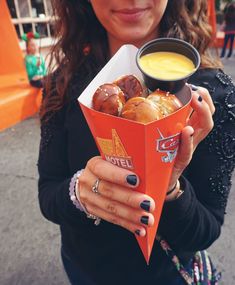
[161,176,195,221]
[57,177,89,227]
[157,175,197,247]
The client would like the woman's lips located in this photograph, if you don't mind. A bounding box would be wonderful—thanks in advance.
[113,8,149,23]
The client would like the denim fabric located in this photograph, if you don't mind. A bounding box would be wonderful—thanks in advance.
[220,33,235,58]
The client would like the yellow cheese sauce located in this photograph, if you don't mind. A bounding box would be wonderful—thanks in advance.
[139,52,195,80]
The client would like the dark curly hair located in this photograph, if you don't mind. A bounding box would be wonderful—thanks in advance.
[41,0,220,120]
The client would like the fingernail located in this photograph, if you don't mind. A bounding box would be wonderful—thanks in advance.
[198,95,203,102]
[140,200,151,212]
[126,175,137,186]
[191,84,198,91]
[135,229,145,237]
[141,216,149,225]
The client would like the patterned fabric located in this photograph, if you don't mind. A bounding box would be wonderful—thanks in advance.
[157,235,221,285]
[189,69,235,210]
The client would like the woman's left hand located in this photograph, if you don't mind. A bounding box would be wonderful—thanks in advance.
[166,86,215,200]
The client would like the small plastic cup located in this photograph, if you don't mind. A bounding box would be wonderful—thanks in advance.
[136,38,200,93]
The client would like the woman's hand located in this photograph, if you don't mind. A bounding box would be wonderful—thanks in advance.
[32,75,43,80]
[166,86,215,200]
[77,156,156,236]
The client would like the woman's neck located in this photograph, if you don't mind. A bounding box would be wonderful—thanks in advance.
[108,31,159,57]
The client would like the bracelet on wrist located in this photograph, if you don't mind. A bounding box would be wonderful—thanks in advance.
[167,181,178,195]
[69,170,102,226]
[166,180,184,201]
[69,169,85,211]
[174,189,184,199]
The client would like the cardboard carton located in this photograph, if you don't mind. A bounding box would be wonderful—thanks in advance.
[78,45,192,263]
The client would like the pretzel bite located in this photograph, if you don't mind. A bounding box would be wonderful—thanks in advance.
[121,97,164,123]
[114,75,148,100]
[147,89,182,116]
[92,83,126,116]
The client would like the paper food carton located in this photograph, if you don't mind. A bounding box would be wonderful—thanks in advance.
[78,45,192,263]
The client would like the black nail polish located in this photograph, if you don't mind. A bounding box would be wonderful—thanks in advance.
[191,84,198,91]
[141,216,149,225]
[140,200,151,212]
[198,95,203,102]
[135,230,141,236]
[126,175,137,186]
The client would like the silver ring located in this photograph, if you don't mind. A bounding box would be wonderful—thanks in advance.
[92,178,100,194]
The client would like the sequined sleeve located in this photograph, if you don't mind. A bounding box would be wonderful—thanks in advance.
[191,70,235,210]
[158,69,235,251]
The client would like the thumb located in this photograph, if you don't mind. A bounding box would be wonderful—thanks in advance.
[173,126,194,177]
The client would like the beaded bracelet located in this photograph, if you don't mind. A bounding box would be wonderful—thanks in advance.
[69,169,85,212]
[69,170,102,226]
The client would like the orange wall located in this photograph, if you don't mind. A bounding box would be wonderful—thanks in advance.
[208,0,217,39]
[0,1,26,76]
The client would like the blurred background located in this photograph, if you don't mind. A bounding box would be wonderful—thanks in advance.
[7,0,53,60]
[0,1,235,285]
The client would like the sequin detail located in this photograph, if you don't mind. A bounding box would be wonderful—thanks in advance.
[40,124,53,153]
[215,72,233,86]
[203,71,235,209]
[39,115,56,153]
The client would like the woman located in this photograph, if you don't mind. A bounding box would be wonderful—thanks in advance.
[220,2,235,59]
[38,1,235,284]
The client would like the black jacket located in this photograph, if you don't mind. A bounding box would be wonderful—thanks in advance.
[38,68,235,285]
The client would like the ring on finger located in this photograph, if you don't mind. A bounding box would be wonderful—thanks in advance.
[92,178,101,194]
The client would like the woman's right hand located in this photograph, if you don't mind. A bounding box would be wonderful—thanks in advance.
[77,156,155,237]
[32,75,43,80]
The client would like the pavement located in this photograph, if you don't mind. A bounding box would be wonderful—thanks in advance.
[0,51,235,285]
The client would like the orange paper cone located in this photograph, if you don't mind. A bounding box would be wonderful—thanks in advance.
[78,45,192,263]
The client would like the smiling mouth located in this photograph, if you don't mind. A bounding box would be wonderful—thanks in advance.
[112,8,150,22]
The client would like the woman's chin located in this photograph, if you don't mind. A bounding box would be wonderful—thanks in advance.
[111,29,157,49]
